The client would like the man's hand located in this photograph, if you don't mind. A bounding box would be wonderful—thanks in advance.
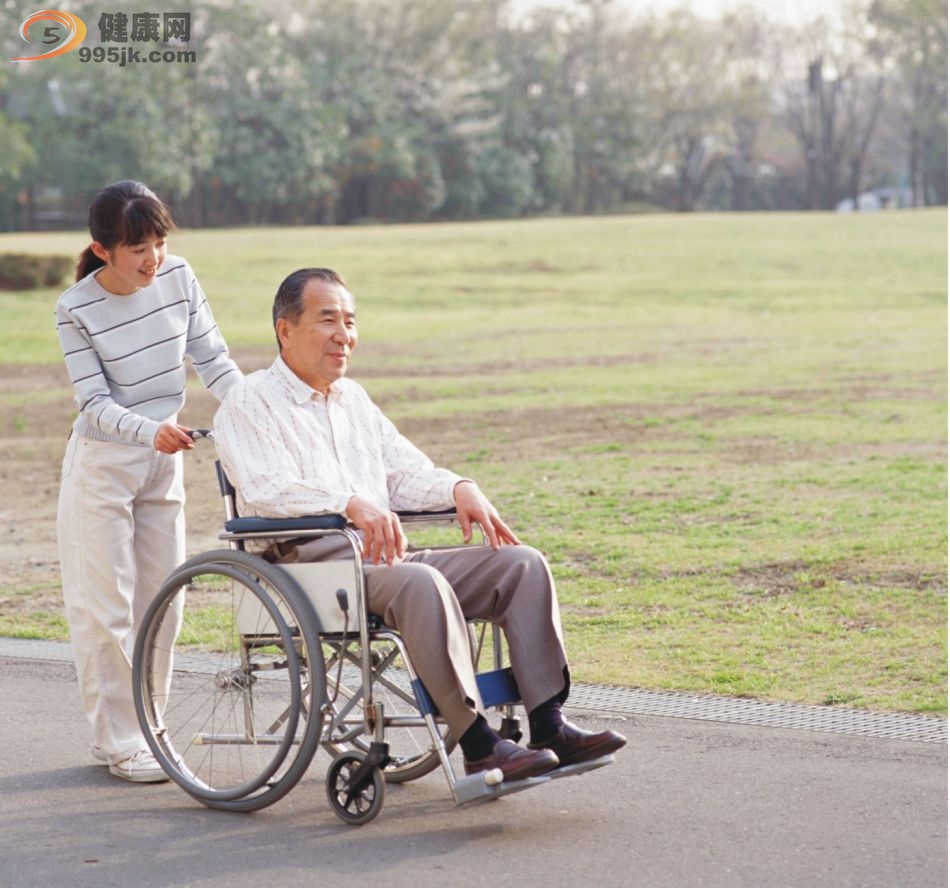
[153,422,196,454]
[453,480,521,549]
[346,494,409,565]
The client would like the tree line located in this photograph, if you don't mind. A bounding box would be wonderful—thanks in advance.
[0,0,945,230]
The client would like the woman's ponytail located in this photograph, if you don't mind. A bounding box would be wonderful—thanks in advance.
[75,245,105,281]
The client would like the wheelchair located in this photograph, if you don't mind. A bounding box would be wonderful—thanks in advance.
[132,447,614,824]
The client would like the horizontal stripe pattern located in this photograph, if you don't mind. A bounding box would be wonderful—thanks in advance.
[56,255,241,447]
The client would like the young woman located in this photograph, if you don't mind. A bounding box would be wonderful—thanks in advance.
[56,180,242,782]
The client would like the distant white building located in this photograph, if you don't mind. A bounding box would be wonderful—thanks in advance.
[837,187,913,212]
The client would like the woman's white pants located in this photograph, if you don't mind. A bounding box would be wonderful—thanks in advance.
[57,435,185,762]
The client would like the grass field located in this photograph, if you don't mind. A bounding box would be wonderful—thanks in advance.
[0,210,946,715]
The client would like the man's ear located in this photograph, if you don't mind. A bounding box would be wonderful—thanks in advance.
[90,241,111,263]
[275,316,290,351]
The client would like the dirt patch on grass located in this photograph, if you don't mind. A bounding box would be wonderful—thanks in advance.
[732,561,948,597]
[1,354,944,630]
[0,353,653,620]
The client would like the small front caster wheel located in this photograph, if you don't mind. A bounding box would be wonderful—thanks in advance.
[326,753,385,825]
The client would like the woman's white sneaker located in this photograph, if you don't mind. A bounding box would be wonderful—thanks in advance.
[108,750,170,783]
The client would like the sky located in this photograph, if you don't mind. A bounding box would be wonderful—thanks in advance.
[648,0,838,24]
[644,0,835,23]
[516,0,838,25]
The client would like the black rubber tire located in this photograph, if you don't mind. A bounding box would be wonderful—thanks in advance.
[133,550,326,812]
[325,752,385,825]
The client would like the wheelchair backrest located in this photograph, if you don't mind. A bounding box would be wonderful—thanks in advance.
[214,460,240,524]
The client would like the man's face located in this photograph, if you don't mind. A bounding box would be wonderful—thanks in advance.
[277,278,357,395]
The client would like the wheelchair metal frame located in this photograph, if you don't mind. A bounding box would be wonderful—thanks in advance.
[132,455,611,824]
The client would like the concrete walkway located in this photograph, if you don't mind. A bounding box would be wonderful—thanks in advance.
[0,641,946,888]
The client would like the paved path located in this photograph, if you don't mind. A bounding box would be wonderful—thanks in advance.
[0,649,945,888]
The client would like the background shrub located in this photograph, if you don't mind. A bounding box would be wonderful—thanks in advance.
[0,254,73,290]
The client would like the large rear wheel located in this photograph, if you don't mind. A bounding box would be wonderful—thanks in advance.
[133,550,326,812]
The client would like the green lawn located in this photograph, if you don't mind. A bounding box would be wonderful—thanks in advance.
[1,210,946,714]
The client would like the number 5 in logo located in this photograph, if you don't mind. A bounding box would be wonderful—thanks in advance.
[12,10,87,61]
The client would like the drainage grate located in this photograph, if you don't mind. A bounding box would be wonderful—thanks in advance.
[1,637,944,744]
[568,682,948,744]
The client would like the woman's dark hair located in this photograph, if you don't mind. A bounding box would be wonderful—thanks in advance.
[75,180,175,281]
[272,267,349,350]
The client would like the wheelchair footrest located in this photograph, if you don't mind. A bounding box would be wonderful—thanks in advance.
[547,753,615,779]
[452,771,552,807]
[453,754,615,806]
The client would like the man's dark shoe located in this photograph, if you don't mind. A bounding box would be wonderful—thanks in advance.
[464,739,559,782]
[528,722,627,767]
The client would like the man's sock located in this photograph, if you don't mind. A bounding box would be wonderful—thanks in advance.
[459,713,502,762]
[528,696,566,745]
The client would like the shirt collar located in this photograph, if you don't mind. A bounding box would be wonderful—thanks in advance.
[273,355,344,405]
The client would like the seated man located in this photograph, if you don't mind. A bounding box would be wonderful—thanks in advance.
[213,267,626,782]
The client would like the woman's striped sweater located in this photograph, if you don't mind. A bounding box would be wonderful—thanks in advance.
[56,254,241,447]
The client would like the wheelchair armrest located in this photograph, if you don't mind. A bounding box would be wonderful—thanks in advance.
[223,510,452,537]
[396,509,458,524]
[224,514,348,534]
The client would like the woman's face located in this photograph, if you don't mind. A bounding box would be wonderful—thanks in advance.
[93,234,168,295]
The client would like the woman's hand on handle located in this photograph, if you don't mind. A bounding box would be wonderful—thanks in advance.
[153,423,196,454]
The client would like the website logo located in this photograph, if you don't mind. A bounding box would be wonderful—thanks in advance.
[12,9,87,62]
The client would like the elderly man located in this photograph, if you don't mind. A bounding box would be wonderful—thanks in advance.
[213,267,626,782]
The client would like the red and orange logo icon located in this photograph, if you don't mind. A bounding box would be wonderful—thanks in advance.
[12,9,87,61]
